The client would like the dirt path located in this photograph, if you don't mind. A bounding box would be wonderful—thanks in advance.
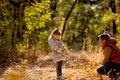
[0,53,110,80]
[0,65,109,80]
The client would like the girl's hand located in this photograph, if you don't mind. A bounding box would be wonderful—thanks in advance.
[64,50,71,55]
[59,50,71,56]
[59,52,65,56]
[58,42,63,48]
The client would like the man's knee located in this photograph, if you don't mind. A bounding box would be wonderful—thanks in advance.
[97,67,105,75]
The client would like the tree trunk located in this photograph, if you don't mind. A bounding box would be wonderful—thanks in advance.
[10,1,25,63]
[61,0,78,36]
[10,0,25,48]
[110,0,117,36]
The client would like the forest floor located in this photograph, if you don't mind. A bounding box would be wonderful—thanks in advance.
[0,51,110,80]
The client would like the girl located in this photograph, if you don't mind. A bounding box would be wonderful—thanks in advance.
[48,28,69,80]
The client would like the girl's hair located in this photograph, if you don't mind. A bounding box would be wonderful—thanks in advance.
[52,28,61,35]
[48,28,61,39]
[98,33,111,40]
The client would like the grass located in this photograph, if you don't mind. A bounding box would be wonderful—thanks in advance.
[0,50,110,80]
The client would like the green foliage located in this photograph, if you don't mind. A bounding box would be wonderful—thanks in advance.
[61,2,102,50]
[0,0,120,64]
[25,0,51,31]
[101,9,113,26]
[24,0,51,50]
[38,31,50,51]
[49,0,120,50]
[0,0,52,64]
[116,13,120,46]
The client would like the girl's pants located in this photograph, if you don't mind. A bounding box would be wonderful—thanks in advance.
[56,61,63,77]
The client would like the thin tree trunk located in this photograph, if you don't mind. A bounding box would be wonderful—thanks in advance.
[61,0,78,35]
[10,1,25,63]
[110,0,117,35]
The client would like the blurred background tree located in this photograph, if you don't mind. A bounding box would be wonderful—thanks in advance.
[0,0,120,64]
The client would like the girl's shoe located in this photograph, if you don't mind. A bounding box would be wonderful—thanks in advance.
[57,76,67,80]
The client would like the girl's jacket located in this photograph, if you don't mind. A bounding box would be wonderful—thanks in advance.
[48,37,67,63]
